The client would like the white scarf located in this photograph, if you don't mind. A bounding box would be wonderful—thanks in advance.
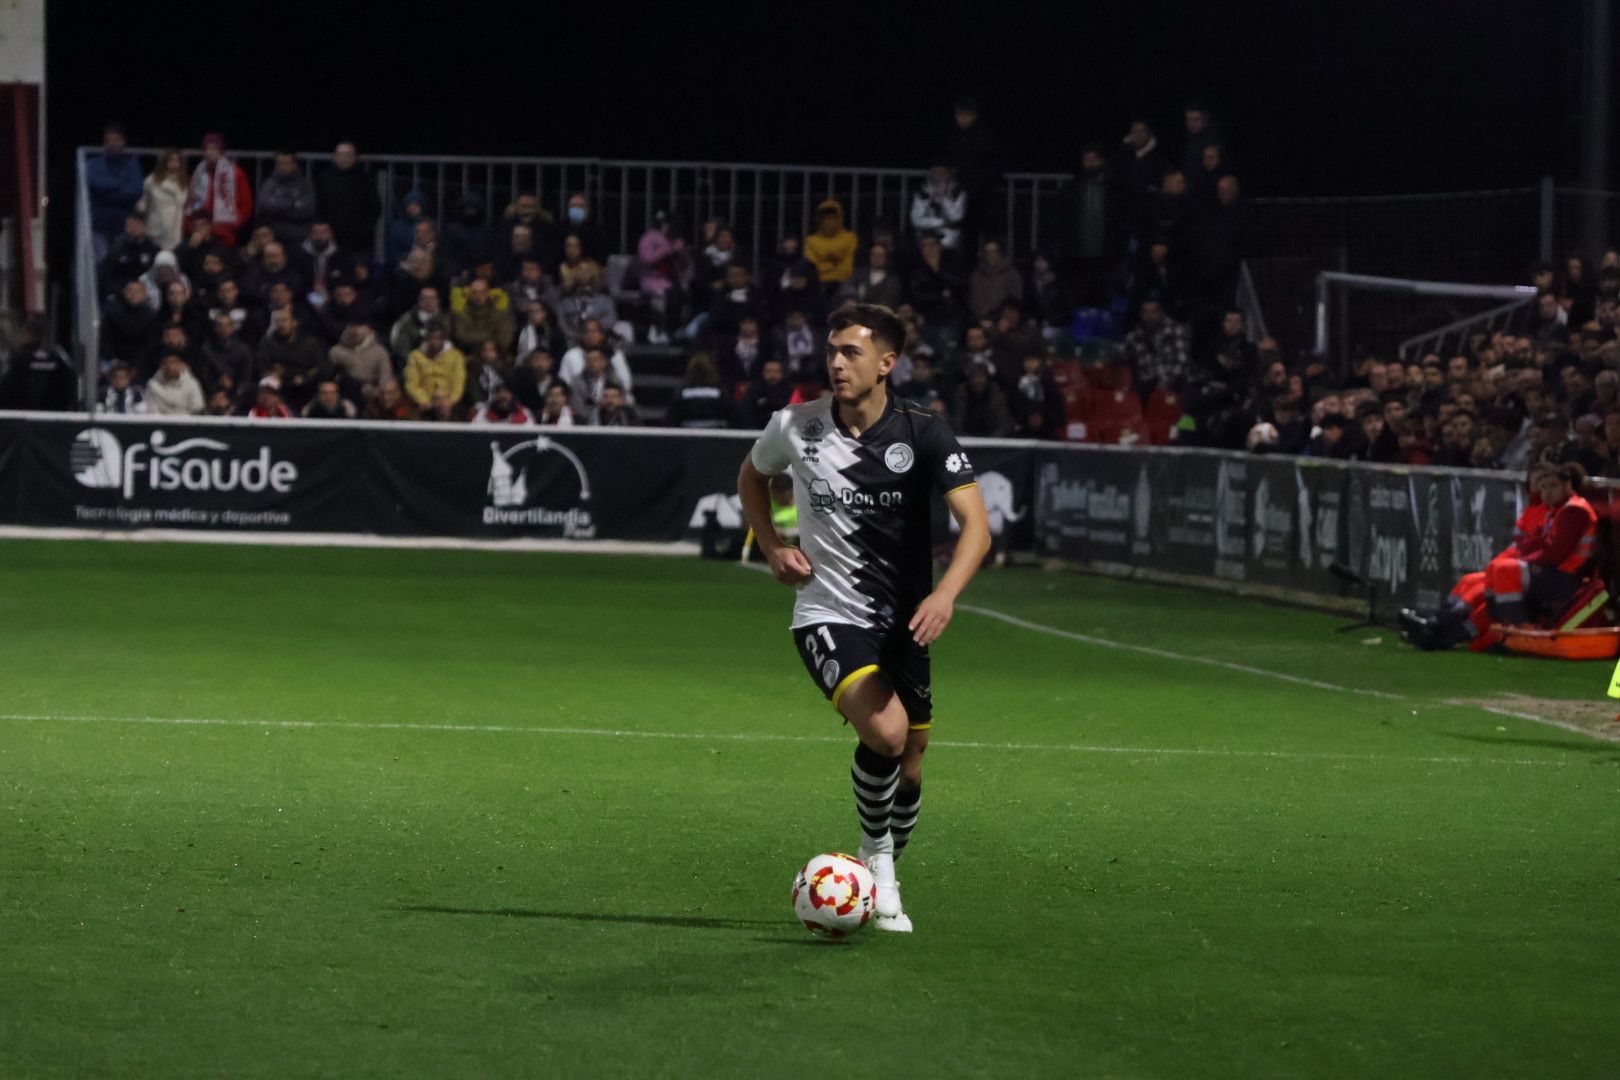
[188,158,243,227]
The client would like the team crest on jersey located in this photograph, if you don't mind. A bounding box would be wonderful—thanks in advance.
[803,417,825,438]
[884,443,915,474]
[945,452,970,474]
[801,416,825,463]
[821,659,840,687]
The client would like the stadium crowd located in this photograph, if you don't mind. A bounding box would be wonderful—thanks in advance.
[3,102,1618,478]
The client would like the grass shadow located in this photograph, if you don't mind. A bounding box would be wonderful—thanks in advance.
[1440,732,1620,757]
[398,904,780,931]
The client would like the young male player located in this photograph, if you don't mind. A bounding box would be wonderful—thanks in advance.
[738,303,991,932]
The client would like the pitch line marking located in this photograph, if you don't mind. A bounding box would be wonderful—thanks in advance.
[955,604,1620,746]
[0,712,1594,768]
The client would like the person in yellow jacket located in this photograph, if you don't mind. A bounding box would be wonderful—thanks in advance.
[404,321,466,408]
[804,198,857,285]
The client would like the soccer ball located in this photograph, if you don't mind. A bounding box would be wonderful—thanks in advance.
[792,852,876,939]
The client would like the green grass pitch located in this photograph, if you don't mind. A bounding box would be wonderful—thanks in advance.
[2,538,1617,1078]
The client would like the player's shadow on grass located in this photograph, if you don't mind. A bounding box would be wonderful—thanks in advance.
[1441,732,1620,758]
[399,904,779,931]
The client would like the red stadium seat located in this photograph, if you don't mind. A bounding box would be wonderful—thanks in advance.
[1143,387,1184,445]
[1088,387,1144,445]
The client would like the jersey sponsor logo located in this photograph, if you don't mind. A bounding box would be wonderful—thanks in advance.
[808,478,838,514]
[820,659,840,688]
[945,452,970,475]
[884,443,915,474]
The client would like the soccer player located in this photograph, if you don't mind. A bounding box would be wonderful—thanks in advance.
[738,302,991,932]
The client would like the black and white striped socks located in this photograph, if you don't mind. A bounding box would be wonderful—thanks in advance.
[851,743,902,855]
[890,781,921,859]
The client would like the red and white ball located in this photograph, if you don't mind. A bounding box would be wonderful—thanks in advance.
[792,852,876,939]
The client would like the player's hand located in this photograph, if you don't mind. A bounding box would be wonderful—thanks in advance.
[768,545,814,586]
[909,591,954,646]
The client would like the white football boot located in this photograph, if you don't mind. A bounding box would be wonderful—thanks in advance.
[858,845,913,933]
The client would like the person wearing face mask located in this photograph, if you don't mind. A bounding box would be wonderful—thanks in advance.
[563,192,610,263]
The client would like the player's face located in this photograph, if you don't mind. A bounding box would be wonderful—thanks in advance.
[826,325,894,404]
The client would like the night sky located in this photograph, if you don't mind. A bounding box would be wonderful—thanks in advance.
[42,0,1599,272]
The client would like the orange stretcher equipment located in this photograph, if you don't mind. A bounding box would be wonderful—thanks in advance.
[1496,578,1618,660]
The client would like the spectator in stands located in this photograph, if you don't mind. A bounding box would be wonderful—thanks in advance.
[559,319,633,392]
[772,260,824,326]
[500,224,539,282]
[804,199,857,287]
[563,193,610,263]
[185,133,253,246]
[968,239,1022,324]
[155,324,200,382]
[469,381,532,424]
[386,190,431,268]
[516,300,567,366]
[159,280,204,342]
[1191,143,1229,212]
[636,211,687,343]
[443,191,499,282]
[201,311,253,399]
[100,213,159,295]
[136,149,187,252]
[1117,119,1168,242]
[1573,414,1608,476]
[465,340,510,408]
[204,389,235,416]
[101,280,160,376]
[255,308,325,409]
[329,319,392,403]
[1010,353,1063,439]
[593,383,638,426]
[762,235,803,306]
[740,357,794,427]
[508,256,558,321]
[299,379,356,419]
[1182,104,1222,174]
[388,248,447,321]
[947,97,1002,253]
[1058,144,1121,308]
[99,362,145,414]
[1122,298,1191,393]
[248,376,292,419]
[897,353,946,413]
[566,345,616,417]
[1024,251,1073,330]
[538,382,576,426]
[0,317,78,411]
[910,165,967,253]
[707,264,769,381]
[908,233,966,346]
[365,380,418,421]
[1529,291,1569,345]
[510,348,563,416]
[695,224,739,305]
[404,322,465,409]
[86,124,145,260]
[841,242,903,309]
[952,361,1010,436]
[391,284,443,359]
[720,315,769,381]
[777,309,821,385]
[208,278,249,336]
[1193,175,1247,313]
[315,141,380,257]
[1248,394,1311,455]
[244,241,307,305]
[449,277,515,360]
[989,300,1043,383]
[298,222,343,296]
[556,259,618,343]
[255,150,318,245]
[1560,256,1596,326]
[176,215,228,283]
[313,276,371,343]
[667,354,733,428]
[139,251,189,313]
[1356,401,1399,462]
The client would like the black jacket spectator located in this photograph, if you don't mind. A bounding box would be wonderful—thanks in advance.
[740,367,794,428]
[256,159,319,245]
[951,366,1012,437]
[442,192,498,280]
[316,151,381,256]
[101,288,161,375]
[100,226,160,295]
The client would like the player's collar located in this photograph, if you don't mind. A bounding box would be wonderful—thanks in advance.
[831,390,895,442]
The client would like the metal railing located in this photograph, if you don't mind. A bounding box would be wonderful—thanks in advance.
[1397,296,1537,360]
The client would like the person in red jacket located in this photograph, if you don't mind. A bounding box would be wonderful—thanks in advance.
[1402,463,1597,650]
[185,133,254,246]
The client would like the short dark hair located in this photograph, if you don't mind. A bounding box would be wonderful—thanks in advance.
[828,303,907,357]
[423,318,445,335]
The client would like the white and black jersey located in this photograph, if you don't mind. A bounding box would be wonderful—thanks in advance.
[751,395,976,631]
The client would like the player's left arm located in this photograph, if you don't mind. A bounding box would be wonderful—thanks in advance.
[909,482,991,646]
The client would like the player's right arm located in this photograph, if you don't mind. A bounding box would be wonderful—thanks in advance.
[740,412,813,586]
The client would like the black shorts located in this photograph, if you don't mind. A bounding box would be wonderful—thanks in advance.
[793,622,933,729]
